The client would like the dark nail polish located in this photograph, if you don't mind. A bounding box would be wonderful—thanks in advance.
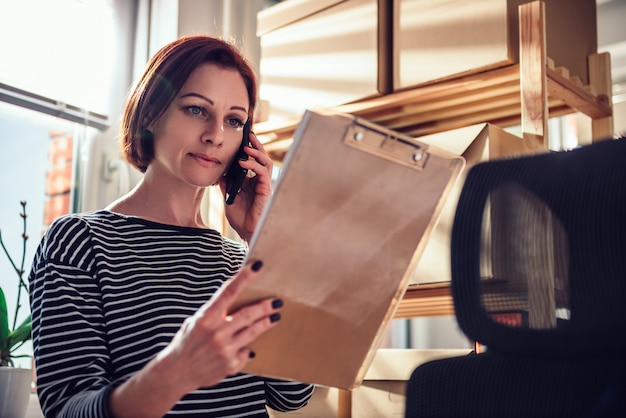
[249,351,256,359]
[270,313,281,323]
[251,260,263,272]
[271,299,284,309]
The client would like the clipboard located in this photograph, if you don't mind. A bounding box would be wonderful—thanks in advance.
[234,108,465,389]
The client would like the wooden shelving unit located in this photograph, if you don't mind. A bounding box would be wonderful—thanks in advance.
[254,1,614,318]
[256,57,612,163]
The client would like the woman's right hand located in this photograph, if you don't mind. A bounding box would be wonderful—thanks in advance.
[109,260,282,418]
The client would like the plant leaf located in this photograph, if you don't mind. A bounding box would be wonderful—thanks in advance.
[0,287,10,349]
[9,314,32,349]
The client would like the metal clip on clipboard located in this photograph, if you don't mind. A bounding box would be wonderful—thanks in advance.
[343,121,430,170]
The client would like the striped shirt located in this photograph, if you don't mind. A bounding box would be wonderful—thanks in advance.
[29,211,314,417]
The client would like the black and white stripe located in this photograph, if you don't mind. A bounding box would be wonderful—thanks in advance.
[29,211,313,417]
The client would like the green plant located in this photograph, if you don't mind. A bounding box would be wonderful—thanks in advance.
[0,201,32,367]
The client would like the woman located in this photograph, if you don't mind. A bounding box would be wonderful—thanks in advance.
[29,35,314,417]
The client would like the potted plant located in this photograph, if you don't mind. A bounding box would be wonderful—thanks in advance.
[1,201,34,418]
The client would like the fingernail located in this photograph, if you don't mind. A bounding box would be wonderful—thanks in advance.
[251,260,263,272]
[271,299,284,309]
[249,351,256,359]
[270,313,281,323]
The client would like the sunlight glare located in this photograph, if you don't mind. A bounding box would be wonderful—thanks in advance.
[0,0,116,115]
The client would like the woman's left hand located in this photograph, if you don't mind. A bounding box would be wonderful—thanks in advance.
[219,130,273,241]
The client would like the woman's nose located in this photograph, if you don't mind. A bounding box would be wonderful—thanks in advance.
[202,121,225,146]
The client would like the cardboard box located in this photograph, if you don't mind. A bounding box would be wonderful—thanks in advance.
[351,349,472,417]
[409,123,529,285]
[257,0,390,123]
[393,0,597,90]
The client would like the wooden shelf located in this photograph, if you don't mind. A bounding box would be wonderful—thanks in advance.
[254,2,613,318]
[394,283,454,318]
[256,58,612,163]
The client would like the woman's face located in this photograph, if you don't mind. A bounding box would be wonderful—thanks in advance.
[148,63,249,188]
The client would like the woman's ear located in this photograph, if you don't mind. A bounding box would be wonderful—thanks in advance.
[144,116,154,133]
[145,119,158,135]
[143,110,156,133]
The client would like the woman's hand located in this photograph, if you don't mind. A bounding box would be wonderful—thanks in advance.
[220,130,273,241]
[160,260,280,389]
[109,260,282,417]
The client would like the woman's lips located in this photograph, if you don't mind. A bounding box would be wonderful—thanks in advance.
[189,153,220,167]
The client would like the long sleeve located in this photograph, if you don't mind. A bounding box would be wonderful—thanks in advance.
[29,211,313,417]
[29,216,114,417]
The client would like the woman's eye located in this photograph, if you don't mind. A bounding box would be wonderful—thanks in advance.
[186,106,205,117]
[227,117,245,128]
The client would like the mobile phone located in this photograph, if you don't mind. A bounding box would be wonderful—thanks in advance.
[224,119,251,204]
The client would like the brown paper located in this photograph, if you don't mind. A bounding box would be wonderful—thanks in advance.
[233,109,464,389]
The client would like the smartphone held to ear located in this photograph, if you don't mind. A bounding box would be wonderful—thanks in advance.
[224,119,251,204]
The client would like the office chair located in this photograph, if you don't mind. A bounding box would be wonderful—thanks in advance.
[405,137,626,417]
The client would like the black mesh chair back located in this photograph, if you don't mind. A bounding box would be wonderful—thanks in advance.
[405,137,626,417]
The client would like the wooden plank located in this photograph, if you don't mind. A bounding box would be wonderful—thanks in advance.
[546,66,612,119]
[391,92,521,128]
[336,65,520,117]
[588,52,614,140]
[255,119,300,139]
[394,284,454,318]
[337,389,351,418]
[400,81,521,116]
[519,0,548,152]
[404,103,525,137]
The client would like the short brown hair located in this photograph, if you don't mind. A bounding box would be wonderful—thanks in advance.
[120,35,258,172]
